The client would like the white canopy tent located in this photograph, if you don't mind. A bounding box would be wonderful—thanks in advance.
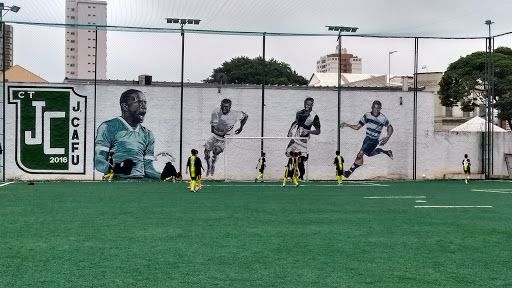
[450,116,507,132]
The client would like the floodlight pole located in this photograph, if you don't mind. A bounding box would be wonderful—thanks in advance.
[337,31,342,152]
[484,20,494,179]
[166,18,200,174]
[179,22,185,174]
[0,3,20,182]
[388,51,397,90]
[326,25,358,152]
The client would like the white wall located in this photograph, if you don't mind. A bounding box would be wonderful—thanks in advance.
[2,83,511,181]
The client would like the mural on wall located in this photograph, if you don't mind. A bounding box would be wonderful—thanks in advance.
[94,89,164,179]
[339,100,394,178]
[8,86,87,174]
[4,83,496,181]
[203,98,249,177]
[285,97,321,157]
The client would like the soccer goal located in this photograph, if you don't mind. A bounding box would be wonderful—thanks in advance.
[223,136,309,181]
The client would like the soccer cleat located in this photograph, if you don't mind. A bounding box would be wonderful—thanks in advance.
[282,184,285,187]
[187,185,192,189]
[338,182,342,185]
[255,178,258,182]
[295,183,299,187]
[197,185,202,189]
[344,171,352,178]
[388,150,394,160]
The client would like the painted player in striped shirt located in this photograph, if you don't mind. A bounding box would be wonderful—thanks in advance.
[339,100,394,178]
[95,89,161,179]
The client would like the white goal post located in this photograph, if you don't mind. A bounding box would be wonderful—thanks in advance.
[223,136,309,181]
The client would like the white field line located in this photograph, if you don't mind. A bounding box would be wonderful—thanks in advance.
[415,200,427,203]
[415,206,492,208]
[0,182,13,187]
[472,189,512,194]
[364,196,426,199]
[201,184,380,187]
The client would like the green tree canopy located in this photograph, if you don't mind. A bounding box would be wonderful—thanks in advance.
[204,56,308,86]
[438,46,512,128]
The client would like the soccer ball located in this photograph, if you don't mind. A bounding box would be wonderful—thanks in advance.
[422,174,426,179]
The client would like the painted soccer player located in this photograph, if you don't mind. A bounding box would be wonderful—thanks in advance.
[282,151,299,187]
[186,149,204,192]
[340,100,393,178]
[286,97,321,157]
[95,89,161,179]
[334,150,344,185]
[255,152,266,182]
[204,98,248,176]
[462,154,471,184]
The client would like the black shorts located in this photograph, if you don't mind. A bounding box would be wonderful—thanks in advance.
[285,168,295,178]
[190,174,201,181]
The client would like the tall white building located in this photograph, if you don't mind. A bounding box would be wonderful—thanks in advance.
[316,45,362,74]
[65,0,107,79]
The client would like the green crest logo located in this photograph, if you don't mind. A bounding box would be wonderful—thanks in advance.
[9,87,87,174]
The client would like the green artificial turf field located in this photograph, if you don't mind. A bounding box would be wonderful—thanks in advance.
[0,180,511,287]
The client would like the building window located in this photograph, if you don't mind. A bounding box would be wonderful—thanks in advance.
[71,32,75,35]
[70,40,75,43]
[70,16,75,19]
[71,8,75,11]
[71,72,75,75]
[70,64,75,67]
[70,48,75,51]
[445,107,453,117]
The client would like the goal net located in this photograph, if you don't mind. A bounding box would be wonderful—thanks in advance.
[223,136,309,181]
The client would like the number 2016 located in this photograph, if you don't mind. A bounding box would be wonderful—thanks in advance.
[50,157,68,163]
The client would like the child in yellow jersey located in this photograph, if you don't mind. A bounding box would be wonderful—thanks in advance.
[102,151,115,182]
[462,154,471,184]
[282,151,299,187]
[255,152,266,182]
[334,150,344,185]
[186,149,204,192]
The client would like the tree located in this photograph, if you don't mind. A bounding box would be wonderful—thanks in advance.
[438,46,512,128]
[203,56,308,86]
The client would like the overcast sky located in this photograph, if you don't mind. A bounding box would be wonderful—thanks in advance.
[7,0,512,83]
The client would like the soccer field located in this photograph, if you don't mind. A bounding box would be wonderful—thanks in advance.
[0,180,511,287]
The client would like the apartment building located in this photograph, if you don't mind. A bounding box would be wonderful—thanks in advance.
[65,0,107,79]
[316,44,362,74]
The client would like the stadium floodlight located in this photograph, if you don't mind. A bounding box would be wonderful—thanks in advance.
[166,18,179,24]
[326,25,359,151]
[0,3,21,18]
[166,17,201,174]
